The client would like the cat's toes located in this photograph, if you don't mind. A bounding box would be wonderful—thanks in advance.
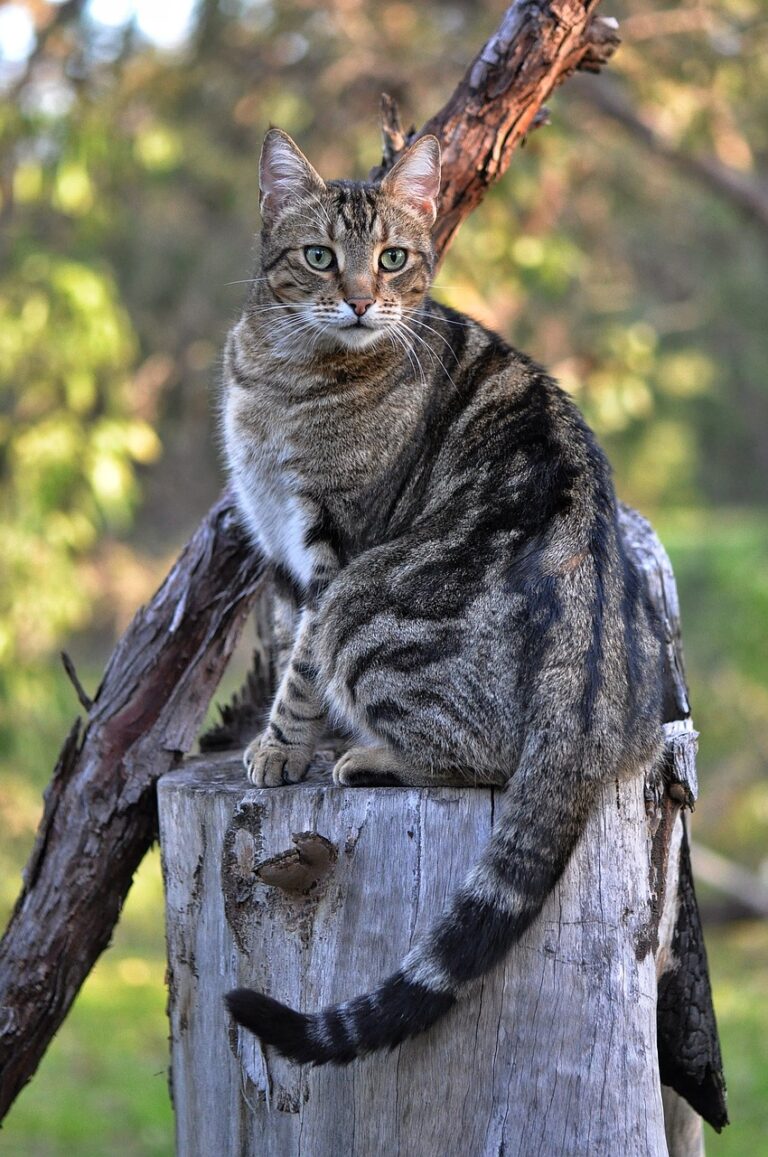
[332,747,405,787]
[244,738,310,787]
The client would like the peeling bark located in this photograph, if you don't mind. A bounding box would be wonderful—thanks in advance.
[0,494,265,1118]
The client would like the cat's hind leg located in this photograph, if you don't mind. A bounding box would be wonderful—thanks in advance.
[332,744,424,786]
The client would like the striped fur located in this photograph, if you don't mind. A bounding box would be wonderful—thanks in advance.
[221,130,665,1064]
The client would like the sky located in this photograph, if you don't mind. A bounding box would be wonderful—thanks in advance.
[0,0,199,70]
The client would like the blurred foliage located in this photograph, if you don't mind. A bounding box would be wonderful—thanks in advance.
[1,0,767,633]
[1,0,767,1150]
[0,0,763,817]
[2,843,174,1157]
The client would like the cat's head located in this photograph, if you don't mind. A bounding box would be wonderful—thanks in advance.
[256,128,441,352]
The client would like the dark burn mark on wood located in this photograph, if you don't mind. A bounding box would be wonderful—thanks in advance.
[657,825,729,1131]
[221,801,266,955]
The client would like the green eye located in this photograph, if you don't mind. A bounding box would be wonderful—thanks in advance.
[304,245,335,270]
[379,247,407,272]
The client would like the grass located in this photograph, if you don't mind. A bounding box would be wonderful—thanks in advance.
[704,922,768,1153]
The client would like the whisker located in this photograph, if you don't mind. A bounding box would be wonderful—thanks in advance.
[247,303,302,314]
[387,326,425,391]
[401,315,462,366]
[396,320,460,396]
[404,307,474,332]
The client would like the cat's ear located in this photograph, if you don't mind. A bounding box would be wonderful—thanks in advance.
[259,128,325,222]
[380,135,441,224]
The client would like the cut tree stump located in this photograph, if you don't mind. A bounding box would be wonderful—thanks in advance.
[159,726,698,1157]
[161,507,726,1155]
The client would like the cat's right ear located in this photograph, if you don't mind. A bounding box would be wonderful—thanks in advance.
[380,135,441,224]
[259,129,325,222]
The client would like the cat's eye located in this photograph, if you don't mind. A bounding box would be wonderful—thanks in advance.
[304,245,335,271]
[379,247,407,272]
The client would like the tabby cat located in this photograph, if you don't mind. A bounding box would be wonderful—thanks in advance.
[221,128,664,1065]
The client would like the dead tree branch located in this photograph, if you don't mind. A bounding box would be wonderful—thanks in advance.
[371,0,620,259]
[0,493,265,1118]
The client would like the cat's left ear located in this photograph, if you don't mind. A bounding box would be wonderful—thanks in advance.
[260,128,326,222]
[380,135,441,224]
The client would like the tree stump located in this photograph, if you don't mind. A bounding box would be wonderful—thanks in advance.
[158,725,700,1157]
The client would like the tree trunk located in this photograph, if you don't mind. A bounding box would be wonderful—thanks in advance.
[160,750,673,1157]
[159,511,726,1154]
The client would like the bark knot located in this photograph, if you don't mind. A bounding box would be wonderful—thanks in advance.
[256,832,338,895]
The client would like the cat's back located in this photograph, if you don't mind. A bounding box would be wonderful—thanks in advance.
[420,301,612,528]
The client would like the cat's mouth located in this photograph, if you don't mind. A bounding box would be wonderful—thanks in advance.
[334,320,385,349]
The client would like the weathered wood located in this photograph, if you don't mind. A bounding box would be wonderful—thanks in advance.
[617,509,726,1137]
[0,493,265,1118]
[160,748,677,1157]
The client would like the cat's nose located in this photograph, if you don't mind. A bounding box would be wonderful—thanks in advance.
[346,298,375,317]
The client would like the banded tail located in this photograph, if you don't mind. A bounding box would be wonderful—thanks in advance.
[225,761,597,1065]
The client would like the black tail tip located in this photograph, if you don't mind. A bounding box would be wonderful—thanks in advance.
[225,988,293,1036]
[224,988,319,1064]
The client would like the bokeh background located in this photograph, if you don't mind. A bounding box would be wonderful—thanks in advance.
[1,0,766,1152]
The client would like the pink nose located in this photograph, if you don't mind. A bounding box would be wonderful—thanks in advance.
[347,298,374,317]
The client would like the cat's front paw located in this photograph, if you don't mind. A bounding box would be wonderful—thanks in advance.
[244,736,311,787]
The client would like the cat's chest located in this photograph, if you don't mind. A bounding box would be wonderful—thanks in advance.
[238,455,317,587]
[224,382,422,584]
[224,404,316,586]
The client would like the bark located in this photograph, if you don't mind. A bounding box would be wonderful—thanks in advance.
[0,494,265,1117]
[371,0,620,259]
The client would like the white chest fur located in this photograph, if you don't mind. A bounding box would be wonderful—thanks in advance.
[224,400,316,589]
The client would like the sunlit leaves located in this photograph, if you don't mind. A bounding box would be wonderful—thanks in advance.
[53,162,95,215]
[0,253,157,661]
[133,124,183,171]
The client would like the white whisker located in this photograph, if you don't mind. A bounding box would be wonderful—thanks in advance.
[387,326,426,391]
[396,319,460,396]
[404,317,460,363]
[225,276,273,287]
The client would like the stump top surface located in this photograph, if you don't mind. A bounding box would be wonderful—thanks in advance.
[159,750,493,795]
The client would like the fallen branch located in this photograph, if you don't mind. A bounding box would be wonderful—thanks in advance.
[0,493,265,1117]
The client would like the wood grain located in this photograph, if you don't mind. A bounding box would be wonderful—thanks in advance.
[160,753,671,1156]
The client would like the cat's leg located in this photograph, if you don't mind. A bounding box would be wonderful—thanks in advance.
[317,559,513,788]
[332,744,506,787]
[245,609,325,786]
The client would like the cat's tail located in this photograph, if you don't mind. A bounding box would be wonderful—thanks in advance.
[225,758,597,1065]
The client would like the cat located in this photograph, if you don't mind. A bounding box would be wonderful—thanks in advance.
[220,127,665,1065]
